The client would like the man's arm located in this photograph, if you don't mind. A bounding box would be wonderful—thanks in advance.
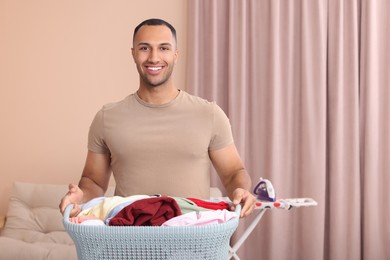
[209,144,256,217]
[79,150,112,201]
[59,151,111,215]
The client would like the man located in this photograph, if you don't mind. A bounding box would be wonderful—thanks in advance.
[59,18,256,218]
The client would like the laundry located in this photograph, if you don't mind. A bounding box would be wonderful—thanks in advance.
[186,197,230,210]
[79,219,106,226]
[78,195,151,221]
[109,196,182,226]
[172,197,214,214]
[72,195,233,227]
[162,209,237,227]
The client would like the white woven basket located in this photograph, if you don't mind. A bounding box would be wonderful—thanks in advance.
[63,204,240,260]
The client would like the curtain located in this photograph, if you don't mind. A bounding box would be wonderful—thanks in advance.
[186,0,390,260]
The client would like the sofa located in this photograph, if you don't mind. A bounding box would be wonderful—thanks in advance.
[0,182,223,260]
[0,182,81,260]
[0,182,118,260]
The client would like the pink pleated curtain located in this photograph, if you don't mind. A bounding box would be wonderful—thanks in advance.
[186,0,390,259]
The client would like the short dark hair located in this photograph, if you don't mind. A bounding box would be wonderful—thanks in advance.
[133,18,177,45]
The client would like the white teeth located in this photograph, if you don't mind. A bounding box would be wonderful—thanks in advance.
[148,67,162,71]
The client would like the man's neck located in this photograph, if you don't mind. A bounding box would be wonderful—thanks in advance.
[136,85,180,105]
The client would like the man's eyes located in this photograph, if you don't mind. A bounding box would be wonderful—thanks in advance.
[139,46,170,51]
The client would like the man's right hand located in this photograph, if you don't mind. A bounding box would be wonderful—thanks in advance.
[59,184,84,216]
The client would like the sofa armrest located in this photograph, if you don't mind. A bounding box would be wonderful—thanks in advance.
[0,215,5,230]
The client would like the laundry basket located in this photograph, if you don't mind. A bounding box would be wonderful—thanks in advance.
[63,204,240,260]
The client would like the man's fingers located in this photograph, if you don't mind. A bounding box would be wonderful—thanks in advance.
[240,198,256,217]
[68,183,78,194]
[59,184,82,215]
[232,189,245,205]
[70,204,81,217]
[231,188,256,217]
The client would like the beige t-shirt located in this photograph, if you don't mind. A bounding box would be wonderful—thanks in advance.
[88,90,234,199]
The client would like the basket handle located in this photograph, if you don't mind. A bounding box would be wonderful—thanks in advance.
[63,204,75,222]
[233,203,241,216]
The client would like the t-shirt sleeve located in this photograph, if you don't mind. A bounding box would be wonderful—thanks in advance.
[209,103,234,150]
[88,109,110,154]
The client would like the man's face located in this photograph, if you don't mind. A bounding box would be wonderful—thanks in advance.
[132,25,178,88]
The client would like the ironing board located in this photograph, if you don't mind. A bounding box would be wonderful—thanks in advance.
[228,198,318,260]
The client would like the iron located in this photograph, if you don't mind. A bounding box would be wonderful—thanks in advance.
[253,178,276,202]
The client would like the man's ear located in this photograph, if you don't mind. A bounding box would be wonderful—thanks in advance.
[174,49,179,64]
[131,48,135,61]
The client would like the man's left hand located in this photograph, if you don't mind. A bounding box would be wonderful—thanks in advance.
[231,188,256,217]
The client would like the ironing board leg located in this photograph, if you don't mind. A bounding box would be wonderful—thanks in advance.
[228,208,267,259]
[228,251,241,260]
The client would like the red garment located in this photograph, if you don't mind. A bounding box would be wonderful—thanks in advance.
[109,196,182,226]
[186,198,230,210]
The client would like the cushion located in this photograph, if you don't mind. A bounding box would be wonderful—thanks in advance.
[0,182,77,259]
[0,236,75,260]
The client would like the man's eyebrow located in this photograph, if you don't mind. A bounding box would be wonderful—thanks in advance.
[137,42,173,46]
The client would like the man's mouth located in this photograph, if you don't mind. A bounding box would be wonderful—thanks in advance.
[146,66,163,72]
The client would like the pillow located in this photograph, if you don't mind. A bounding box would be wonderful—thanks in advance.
[0,182,77,259]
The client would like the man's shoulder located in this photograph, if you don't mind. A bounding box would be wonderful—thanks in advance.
[100,94,134,112]
[180,90,216,107]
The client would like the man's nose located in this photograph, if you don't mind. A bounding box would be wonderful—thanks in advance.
[148,49,160,63]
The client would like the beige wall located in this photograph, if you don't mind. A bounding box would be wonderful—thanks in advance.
[0,0,187,216]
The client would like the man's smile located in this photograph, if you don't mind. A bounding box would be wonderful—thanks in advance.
[145,66,164,74]
[147,66,162,70]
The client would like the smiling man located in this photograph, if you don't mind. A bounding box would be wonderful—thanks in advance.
[59,18,256,218]
[132,21,178,90]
